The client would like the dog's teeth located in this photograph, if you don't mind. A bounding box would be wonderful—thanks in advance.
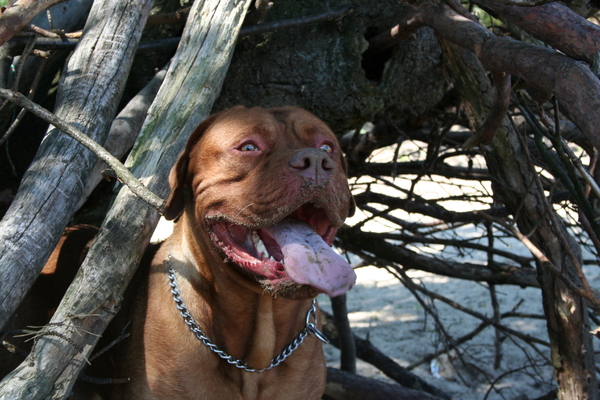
[252,231,270,259]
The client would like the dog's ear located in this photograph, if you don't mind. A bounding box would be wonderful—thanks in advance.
[163,153,189,221]
[163,114,219,221]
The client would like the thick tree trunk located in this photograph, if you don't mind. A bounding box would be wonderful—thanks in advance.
[442,41,598,400]
[0,0,152,330]
[214,0,445,133]
[0,0,252,398]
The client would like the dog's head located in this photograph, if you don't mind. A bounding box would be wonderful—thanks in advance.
[164,106,356,298]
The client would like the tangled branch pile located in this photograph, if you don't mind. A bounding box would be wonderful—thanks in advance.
[0,0,599,399]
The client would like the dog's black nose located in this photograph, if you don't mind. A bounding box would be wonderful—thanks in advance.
[289,148,334,184]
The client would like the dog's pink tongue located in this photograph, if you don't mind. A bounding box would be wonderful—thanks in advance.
[265,218,356,297]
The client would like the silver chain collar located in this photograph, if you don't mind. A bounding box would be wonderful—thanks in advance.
[165,254,329,373]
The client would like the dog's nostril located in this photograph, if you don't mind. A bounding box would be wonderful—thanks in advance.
[322,157,334,171]
[290,149,333,172]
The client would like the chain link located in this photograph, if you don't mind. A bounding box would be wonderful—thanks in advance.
[166,255,328,373]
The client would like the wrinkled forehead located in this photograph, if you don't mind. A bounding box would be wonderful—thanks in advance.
[203,106,335,141]
[270,106,335,136]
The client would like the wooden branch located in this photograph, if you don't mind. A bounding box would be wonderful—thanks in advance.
[386,264,550,347]
[241,4,354,36]
[0,0,153,331]
[11,5,355,53]
[325,367,444,400]
[406,321,491,370]
[353,191,508,224]
[0,0,68,47]
[338,229,540,287]
[365,2,600,153]
[473,0,600,64]
[145,6,191,28]
[0,0,253,398]
[0,88,165,212]
[362,161,491,181]
[476,211,600,311]
[441,36,599,398]
[22,23,60,38]
[489,284,504,369]
[463,70,511,148]
[330,295,356,373]
[369,229,532,267]
[76,65,168,210]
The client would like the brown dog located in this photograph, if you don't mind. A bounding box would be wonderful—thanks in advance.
[112,106,356,399]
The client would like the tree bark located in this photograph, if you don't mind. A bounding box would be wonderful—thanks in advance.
[214,0,445,133]
[0,0,152,330]
[0,0,252,398]
[473,0,600,64]
[76,65,167,210]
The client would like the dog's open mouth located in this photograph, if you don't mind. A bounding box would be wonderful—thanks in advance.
[209,203,356,297]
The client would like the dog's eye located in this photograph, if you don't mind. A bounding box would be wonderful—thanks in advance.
[240,143,259,152]
[319,143,333,153]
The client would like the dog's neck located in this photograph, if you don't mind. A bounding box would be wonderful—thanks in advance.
[161,214,318,371]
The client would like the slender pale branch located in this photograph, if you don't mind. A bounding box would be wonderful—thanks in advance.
[0,87,166,212]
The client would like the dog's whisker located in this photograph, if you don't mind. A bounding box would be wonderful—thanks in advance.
[234,203,255,218]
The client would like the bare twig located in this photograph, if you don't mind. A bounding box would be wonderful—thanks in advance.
[0,49,49,147]
[21,24,60,38]
[11,5,356,55]
[145,6,191,28]
[0,0,68,47]
[406,321,490,370]
[476,211,600,311]
[0,88,166,212]
[489,284,504,369]
[240,4,355,36]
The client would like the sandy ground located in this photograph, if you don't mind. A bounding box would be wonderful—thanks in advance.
[318,267,557,400]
